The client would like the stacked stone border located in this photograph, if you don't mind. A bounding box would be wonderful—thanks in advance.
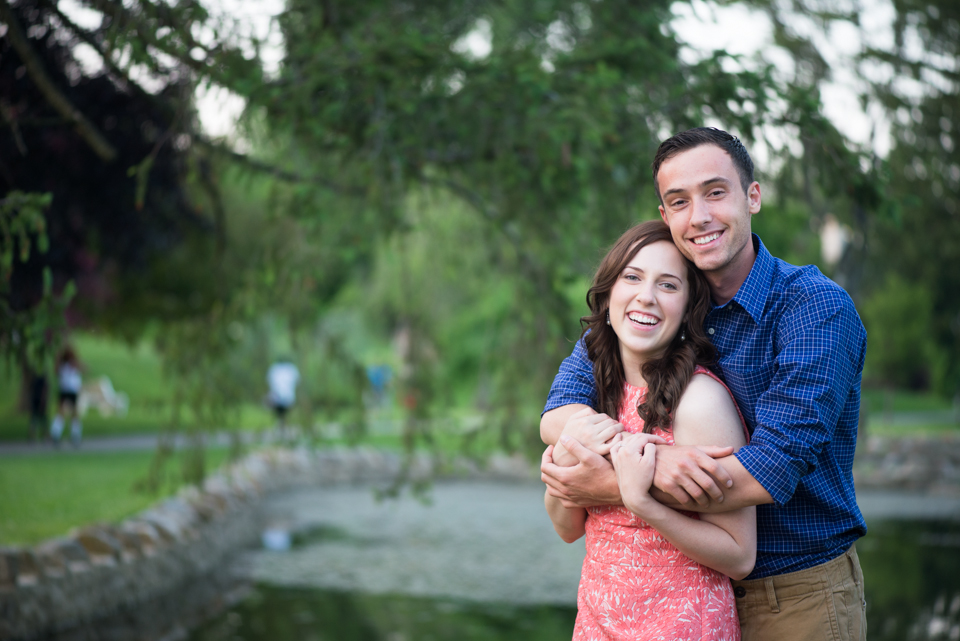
[0,447,535,641]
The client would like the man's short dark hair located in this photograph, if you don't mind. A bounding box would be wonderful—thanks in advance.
[652,127,755,204]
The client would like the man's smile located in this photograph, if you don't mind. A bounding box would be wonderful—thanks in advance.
[692,231,723,246]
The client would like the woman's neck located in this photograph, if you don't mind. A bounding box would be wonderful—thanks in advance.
[620,349,647,388]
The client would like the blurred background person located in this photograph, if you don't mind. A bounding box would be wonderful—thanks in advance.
[50,345,83,447]
[267,357,300,441]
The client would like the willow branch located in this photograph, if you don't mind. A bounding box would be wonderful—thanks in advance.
[0,1,118,162]
[194,137,364,196]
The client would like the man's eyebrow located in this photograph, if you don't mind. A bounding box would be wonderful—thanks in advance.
[662,176,733,199]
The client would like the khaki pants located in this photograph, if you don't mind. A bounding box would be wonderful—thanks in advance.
[732,546,867,641]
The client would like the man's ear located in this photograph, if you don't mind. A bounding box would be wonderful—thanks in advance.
[659,205,667,223]
[747,181,761,215]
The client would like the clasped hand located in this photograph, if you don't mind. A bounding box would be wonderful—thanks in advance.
[551,407,625,466]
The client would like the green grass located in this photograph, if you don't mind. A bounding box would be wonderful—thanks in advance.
[0,332,277,441]
[860,388,953,413]
[0,447,229,546]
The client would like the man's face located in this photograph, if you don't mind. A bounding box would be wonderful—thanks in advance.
[657,144,761,276]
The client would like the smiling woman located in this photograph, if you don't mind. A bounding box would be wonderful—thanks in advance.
[580,221,715,431]
[541,219,754,640]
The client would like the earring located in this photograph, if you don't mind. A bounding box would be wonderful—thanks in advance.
[680,326,686,342]
[606,310,611,325]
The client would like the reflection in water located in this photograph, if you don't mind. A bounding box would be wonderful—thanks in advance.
[188,588,577,641]
[190,519,960,641]
[860,519,960,641]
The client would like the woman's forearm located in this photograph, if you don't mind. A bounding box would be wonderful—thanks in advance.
[544,490,587,543]
[629,498,756,579]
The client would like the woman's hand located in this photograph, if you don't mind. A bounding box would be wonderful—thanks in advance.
[611,433,661,517]
[552,407,626,466]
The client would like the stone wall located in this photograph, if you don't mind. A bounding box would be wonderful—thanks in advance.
[854,435,960,495]
[0,448,534,641]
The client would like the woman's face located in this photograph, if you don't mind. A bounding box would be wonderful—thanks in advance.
[608,240,690,374]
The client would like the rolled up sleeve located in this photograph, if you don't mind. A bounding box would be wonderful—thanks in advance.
[735,292,866,506]
[542,338,598,415]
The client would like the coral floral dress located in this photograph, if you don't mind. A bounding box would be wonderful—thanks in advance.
[573,366,749,641]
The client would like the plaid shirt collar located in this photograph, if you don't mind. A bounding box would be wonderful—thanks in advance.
[713,234,776,324]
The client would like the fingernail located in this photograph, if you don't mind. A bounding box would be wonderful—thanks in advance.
[560,435,570,445]
[726,480,733,488]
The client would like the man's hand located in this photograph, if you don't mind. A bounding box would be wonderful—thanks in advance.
[541,436,622,508]
[552,407,625,466]
[652,444,736,508]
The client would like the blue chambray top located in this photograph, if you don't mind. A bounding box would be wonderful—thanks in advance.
[543,235,868,579]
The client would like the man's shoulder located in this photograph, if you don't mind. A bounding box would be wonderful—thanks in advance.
[768,256,856,314]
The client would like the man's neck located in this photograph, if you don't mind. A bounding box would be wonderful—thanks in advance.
[707,243,757,306]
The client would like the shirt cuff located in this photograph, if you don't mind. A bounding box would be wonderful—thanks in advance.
[735,443,804,507]
[541,393,596,416]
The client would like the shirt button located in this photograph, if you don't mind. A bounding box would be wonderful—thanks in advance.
[734,586,746,598]
[708,328,715,335]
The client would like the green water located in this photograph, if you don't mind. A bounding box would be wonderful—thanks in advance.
[188,589,577,641]
[189,519,960,641]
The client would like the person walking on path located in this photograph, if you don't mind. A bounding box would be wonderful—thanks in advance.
[50,345,83,447]
[541,127,868,641]
[544,220,755,640]
[267,358,300,440]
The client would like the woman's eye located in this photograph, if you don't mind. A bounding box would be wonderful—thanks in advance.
[661,282,678,290]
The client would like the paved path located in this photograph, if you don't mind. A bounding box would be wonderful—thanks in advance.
[236,481,960,607]
[0,431,272,457]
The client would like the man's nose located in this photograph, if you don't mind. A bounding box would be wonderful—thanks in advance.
[690,196,712,227]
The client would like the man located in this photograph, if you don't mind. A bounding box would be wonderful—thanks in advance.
[540,127,867,640]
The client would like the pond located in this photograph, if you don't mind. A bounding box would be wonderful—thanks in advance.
[186,484,960,641]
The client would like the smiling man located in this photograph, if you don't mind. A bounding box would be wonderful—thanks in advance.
[540,127,868,640]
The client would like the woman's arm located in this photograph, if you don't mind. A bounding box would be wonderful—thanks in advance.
[546,407,630,467]
[612,375,756,579]
[542,446,588,542]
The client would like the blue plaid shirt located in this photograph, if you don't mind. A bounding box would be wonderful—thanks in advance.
[543,235,868,579]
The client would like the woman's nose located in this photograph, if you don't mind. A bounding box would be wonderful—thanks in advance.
[635,282,656,304]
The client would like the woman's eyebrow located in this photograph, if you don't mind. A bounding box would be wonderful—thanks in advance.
[624,265,682,280]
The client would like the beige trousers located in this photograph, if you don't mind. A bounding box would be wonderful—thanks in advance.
[731,545,867,641]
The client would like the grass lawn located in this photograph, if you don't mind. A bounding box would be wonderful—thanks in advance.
[0,332,276,441]
[0,447,229,546]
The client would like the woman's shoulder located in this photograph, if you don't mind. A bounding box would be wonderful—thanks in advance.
[672,370,747,448]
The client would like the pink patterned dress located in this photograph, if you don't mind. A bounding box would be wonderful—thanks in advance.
[573,366,749,641]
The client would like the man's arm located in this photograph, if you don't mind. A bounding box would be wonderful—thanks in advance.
[651,288,866,511]
[539,339,618,507]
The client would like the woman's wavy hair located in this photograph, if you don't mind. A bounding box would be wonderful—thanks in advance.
[581,220,716,432]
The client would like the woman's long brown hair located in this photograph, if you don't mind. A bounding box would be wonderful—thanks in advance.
[581,220,716,433]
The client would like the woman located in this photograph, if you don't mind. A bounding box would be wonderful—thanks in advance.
[544,220,755,640]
